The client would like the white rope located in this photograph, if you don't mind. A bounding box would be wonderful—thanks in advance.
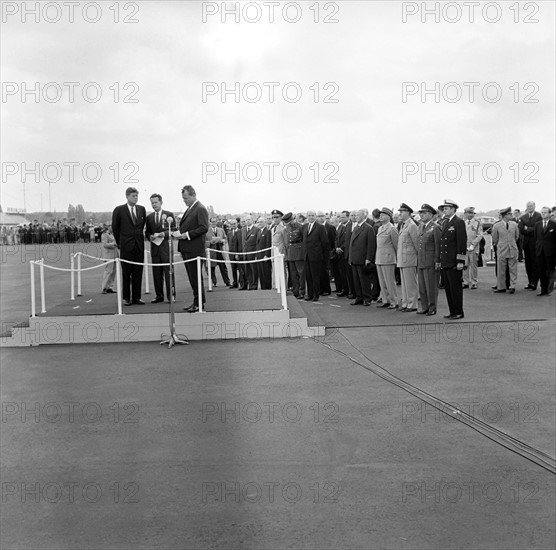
[207,246,273,255]
[40,260,116,272]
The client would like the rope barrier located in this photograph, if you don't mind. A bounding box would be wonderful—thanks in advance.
[206,246,274,255]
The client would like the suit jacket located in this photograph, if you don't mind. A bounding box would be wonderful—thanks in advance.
[145,209,175,260]
[464,218,483,251]
[492,220,519,259]
[205,225,227,260]
[417,221,441,268]
[227,228,243,257]
[323,222,336,254]
[111,203,147,258]
[256,226,272,259]
[376,223,399,265]
[349,222,376,265]
[177,201,209,257]
[519,211,542,241]
[439,215,468,268]
[335,223,346,252]
[344,221,354,261]
[284,222,305,262]
[242,225,260,253]
[396,218,419,268]
[534,219,556,258]
[302,221,328,262]
[271,223,288,256]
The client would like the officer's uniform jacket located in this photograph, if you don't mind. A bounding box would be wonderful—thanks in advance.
[396,218,419,268]
[491,220,519,259]
[465,218,483,251]
[417,221,441,269]
[439,215,467,268]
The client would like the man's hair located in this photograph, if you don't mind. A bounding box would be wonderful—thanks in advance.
[181,185,196,196]
[372,208,381,218]
[125,187,138,196]
[342,210,350,217]
[150,193,162,202]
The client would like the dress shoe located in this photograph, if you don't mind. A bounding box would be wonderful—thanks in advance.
[491,285,498,289]
[350,300,363,305]
[151,297,164,303]
[443,314,452,318]
[399,307,408,312]
[123,300,132,306]
[402,308,417,312]
[132,299,145,305]
[184,306,199,313]
[426,310,437,316]
[312,298,320,302]
[537,292,548,296]
[493,289,506,293]
[336,291,348,297]
[363,300,371,306]
[416,310,428,315]
[388,304,398,309]
[347,294,356,300]
[238,287,247,291]
[305,297,313,301]
[470,285,477,289]
[508,288,515,294]
[376,303,390,308]
[449,314,464,320]
[298,295,305,300]
[462,284,469,289]
[438,284,444,289]
[524,285,536,290]
[321,292,331,296]
[105,288,115,293]
[225,282,232,287]
[102,290,107,294]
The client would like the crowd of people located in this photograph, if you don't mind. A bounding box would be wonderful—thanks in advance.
[0,220,107,245]
[109,187,556,317]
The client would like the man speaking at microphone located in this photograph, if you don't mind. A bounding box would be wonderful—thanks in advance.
[145,194,175,303]
[172,185,209,313]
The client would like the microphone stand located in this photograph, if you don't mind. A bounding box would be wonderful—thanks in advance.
[160,217,189,348]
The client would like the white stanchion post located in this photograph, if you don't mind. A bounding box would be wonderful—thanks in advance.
[197,257,203,313]
[273,246,280,293]
[144,249,150,294]
[116,258,123,315]
[77,253,82,296]
[207,249,212,291]
[39,259,46,313]
[280,254,288,310]
[70,254,75,300]
[30,261,36,317]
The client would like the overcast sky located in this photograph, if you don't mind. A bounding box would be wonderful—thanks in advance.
[1,0,554,216]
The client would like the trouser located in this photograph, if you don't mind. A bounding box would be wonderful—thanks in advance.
[463,250,478,285]
[182,253,206,306]
[320,256,332,294]
[210,250,230,285]
[331,257,342,292]
[399,266,418,309]
[496,256,518,289]
[494,246,511,288]
[257,259,272,289]
[442,267,464,316]
[230,259,244,286]
[345,256,355,295]
[151,253,171,299]
[537,253,555,294]
[523,238,539,287]
[337,256,349,293]
[101,261,116,291]
[120,248,144,302]
[289,260,306,297]
[351,264,371,301]
[377,264,398,305]
[305,259,322,299]
[368,263,380,299]
[245,252,258,289]
[418,267,439,311]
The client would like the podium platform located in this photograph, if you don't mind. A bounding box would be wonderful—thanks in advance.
[1,287,325,347]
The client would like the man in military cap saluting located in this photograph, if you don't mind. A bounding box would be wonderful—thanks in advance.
[417,204,441,316]
[439,199,467,319]
[491,207,519,293]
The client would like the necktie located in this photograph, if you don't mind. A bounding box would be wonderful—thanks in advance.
[309,223,313,234]
[131,207,137,224]
[272,226,276,235]
[506,222,509,230]
[544,222,547,231]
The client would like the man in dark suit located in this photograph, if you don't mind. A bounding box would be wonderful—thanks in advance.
[342,211,357,299]
[534,206,556,296]
[112,187,147,306]
[256,216,272,289]
[439,199,467,319]
[227,218,244,289]
[417,204,441,316]
[519,201,542,290]
[283,212,306,299]
[173,185,208,312]
[145,193,175,303]
[241,214,260,290]
[303,210,329,302]
[349,209,376,306]
[317,211,334,295]
[334,211,349,296]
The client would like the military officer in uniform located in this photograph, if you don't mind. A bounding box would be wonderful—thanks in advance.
[462,207,483,289]
[439,199,467,319]
[492,207,519,293]
[396,203,419,312]
[270,209,287,288]
[417,204,441,316]
[283,212,306,299]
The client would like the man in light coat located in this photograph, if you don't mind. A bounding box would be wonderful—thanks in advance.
[396,203,419,312]
[492,207,520,293]
[462,206,483,289]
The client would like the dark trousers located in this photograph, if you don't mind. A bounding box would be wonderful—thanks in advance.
[151,250,171,300]
[331,257,342,292]
[121,247,144,302]
[523,238,539,287]
[351,264,371,301]
[210,250,230,285]
[537,253,555,294]
[395,266,401,285]
[305,259,322,299]
[418,267,439,311]
[442,267,464,316]
[345,256,355,295]
[245,252,258,289]
[289,260,306,297]
[257,259,272,289]
[182,253,205,306]
[230,258,244,287]
[368,263,380,299]
[320,256,332,294]
[336,256,349,294]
